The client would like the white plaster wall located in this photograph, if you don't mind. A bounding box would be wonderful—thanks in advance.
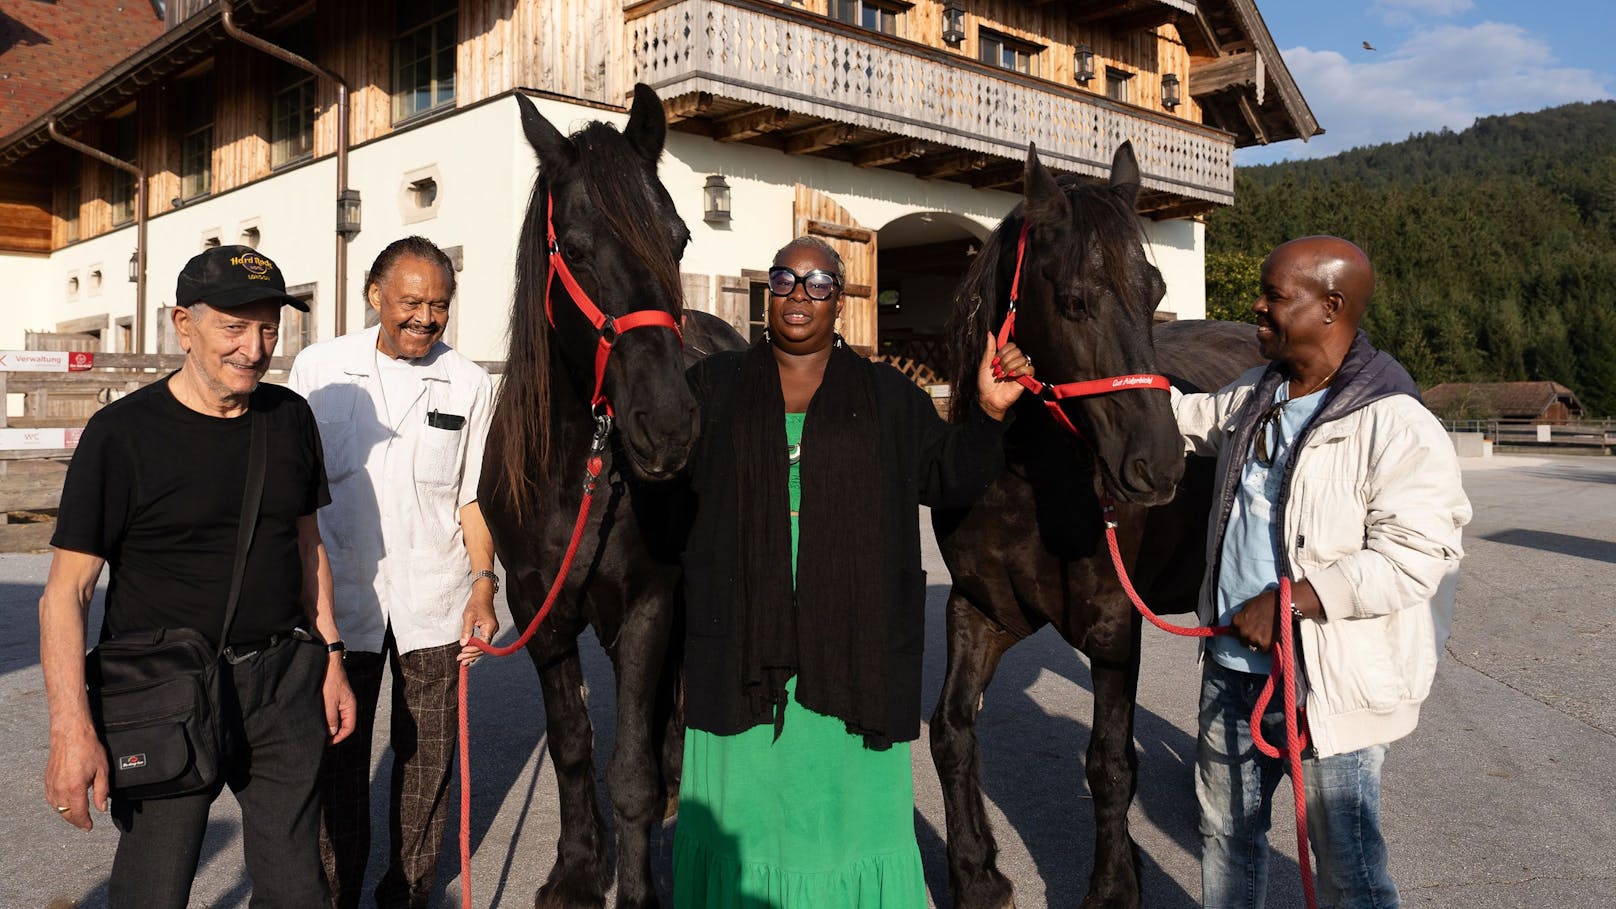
[1144,218,1206,320]
[1,252,56,350]
[15,93,1211,367]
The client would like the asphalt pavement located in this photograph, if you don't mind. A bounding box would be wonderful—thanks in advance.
[2,453,1613,908]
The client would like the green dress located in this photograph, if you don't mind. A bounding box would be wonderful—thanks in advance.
[673,413,927,908]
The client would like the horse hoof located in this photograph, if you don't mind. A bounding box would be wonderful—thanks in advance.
[535,881,606,909]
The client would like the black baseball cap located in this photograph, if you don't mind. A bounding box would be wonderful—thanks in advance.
[175,245,309,311]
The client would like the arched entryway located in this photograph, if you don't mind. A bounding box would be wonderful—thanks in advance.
[874,212,988,389]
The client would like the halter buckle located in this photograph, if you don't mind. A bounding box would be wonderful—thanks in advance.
[598,315,618,344]
[590,410,613,454]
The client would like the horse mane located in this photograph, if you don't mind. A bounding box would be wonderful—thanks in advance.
[945,176,1148,424]
[494,121,686,519]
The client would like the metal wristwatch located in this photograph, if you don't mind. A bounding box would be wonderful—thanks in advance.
[472,569,500,594]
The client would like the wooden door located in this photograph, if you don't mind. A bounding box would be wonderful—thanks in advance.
[793,186,877,355]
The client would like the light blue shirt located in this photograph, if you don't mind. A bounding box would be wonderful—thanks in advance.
[1210,383,1327,675]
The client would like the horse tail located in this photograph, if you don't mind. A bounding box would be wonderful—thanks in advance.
[945,214,1016,424]
[492,180,554,520]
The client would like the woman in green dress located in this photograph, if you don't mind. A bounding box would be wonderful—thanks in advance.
[675,236,1034,906]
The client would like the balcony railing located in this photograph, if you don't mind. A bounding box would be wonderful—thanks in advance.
[626,0,1234,204]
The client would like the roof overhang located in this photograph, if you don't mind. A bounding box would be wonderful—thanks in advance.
[0,0,299,168]
[1180,0,1321,147]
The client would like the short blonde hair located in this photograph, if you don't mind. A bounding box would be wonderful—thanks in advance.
[773,236,845,288]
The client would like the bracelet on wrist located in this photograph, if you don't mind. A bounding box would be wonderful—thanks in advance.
[472,569,499,594]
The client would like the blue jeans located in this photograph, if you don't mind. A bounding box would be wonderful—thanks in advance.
[1197,660,1399,909]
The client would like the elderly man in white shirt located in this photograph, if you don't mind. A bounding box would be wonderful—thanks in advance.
[288,236,498,909]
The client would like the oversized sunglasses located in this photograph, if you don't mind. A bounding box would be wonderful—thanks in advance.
[767,267,841,301]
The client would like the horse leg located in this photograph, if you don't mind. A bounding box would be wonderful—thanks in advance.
[532,644,610,909]
[1078,617,1144,909]
[604,599,673,909]
[930,589,1021,909]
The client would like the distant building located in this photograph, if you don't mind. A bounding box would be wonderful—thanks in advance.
[0,0,1319,373]
[1424,381,1586,424]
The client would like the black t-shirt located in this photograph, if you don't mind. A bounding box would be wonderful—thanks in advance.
[52,376,331,647]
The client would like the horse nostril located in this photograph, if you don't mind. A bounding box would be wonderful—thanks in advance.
[1125,457,1157,493]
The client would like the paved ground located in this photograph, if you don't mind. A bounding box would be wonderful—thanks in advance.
[3,454,1613,908]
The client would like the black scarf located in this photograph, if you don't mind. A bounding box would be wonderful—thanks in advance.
[731,338,891,746]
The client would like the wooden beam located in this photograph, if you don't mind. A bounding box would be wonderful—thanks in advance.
[969,163,1024,190]
[804,218,874,244]
[0,522,54,553]
[1190,52,1262,99]
[916,152,989,179]
[714,106,792,143]
[1234,91,1270,146]
[1147,199,1217,221]
[852,138,929,168]
[664,92,715,123]
[784,122,859,156]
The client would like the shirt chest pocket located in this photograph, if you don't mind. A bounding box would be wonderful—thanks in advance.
[418,425,463,487]
[309,383,364,485]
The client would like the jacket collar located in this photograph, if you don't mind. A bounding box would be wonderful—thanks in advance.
[341,324,452,382]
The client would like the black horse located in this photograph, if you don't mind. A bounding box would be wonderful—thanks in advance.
[930,143,1262,908]
[479,86,743,908]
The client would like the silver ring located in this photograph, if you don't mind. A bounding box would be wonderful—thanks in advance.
[55,806,70,814]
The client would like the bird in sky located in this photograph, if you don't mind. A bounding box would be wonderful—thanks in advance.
[1363,40,1377,51]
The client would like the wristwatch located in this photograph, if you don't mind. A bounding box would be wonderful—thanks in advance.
[472,569,500,594]
[326,640,346,658]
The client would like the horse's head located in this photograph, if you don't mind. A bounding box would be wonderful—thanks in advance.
[504,85,696,494]
[951,143,1184,505]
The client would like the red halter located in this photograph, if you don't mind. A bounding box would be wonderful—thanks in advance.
[543,192,683,415]
[995,220,1170,438]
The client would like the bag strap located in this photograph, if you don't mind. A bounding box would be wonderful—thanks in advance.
[217,404,268,658]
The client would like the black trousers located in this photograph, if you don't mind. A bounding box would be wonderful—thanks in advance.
[108,636,330,909]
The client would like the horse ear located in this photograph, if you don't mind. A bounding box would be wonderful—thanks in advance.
[1109,141,1141,208]
[624,83,668,166]
[1023,142,1070,228]
[516,93,576,171]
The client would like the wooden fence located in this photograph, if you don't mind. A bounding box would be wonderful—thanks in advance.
[1442,419,1616,454]
[1,353,503,551]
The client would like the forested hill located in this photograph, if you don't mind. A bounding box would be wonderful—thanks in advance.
[1204,100,1616,417]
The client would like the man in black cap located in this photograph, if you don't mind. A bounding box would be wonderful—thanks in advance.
[40,245,357,907]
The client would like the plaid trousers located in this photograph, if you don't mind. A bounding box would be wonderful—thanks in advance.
[319,632,460,909]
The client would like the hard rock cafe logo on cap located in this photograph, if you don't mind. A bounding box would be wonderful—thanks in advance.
[231,254,275,280]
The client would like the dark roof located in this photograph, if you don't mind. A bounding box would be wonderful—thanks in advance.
[0,1,165,138]
[1423,381,1585,419]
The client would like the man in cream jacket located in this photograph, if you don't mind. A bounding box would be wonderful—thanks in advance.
[1174,236,1471,909]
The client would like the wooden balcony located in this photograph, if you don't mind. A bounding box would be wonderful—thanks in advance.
[625,0,1234,212]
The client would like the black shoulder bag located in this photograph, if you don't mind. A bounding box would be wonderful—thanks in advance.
[85,406,267,800]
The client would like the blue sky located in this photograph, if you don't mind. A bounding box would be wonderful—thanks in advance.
[1238,0,1615,164]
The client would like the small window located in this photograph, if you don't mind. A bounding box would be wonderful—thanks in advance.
[281,283,318,356]
[89,269,103,296]
[392,0,457,123]
[828,0,900,36]
[201,233,222,249]
[240,225,261,248]
[180,76,214,200]
[978,29,1039,77]
[67,274,81,299]
[109,114,138,224]
[410,177,438,209]
[747,281,768,343]
[1105,68,1132,104]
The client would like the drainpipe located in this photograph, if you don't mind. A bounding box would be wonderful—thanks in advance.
[48,120,147,352]
[220,0,353,338]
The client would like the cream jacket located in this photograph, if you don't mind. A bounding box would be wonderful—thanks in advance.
[1174,339,1472,757]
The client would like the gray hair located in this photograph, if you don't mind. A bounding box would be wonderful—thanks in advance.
[773,235,845,288]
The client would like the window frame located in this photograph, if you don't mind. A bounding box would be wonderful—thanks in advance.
[977,28,1040,77]
[269,20,318,170]
[828,0,904,37]
[1105,67,1133,105]
[391,0,458,125]
[108,114,138,225]
[179,76,214,201]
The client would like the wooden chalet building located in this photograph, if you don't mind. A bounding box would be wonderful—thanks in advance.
[1424,381,1587,424]
[0,0,1317,376]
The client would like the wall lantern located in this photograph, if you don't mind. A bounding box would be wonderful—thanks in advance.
[942,0,966,48]
[127,250,139,283]
[1162,73,1182,110]
[1073,44,1096,84]
[337,188,362,237]
[703,174,731,224]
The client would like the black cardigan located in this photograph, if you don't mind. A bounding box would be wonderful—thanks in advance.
[681,350,1011,743]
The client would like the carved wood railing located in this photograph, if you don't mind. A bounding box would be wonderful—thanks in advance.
[625,0,1234,203]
